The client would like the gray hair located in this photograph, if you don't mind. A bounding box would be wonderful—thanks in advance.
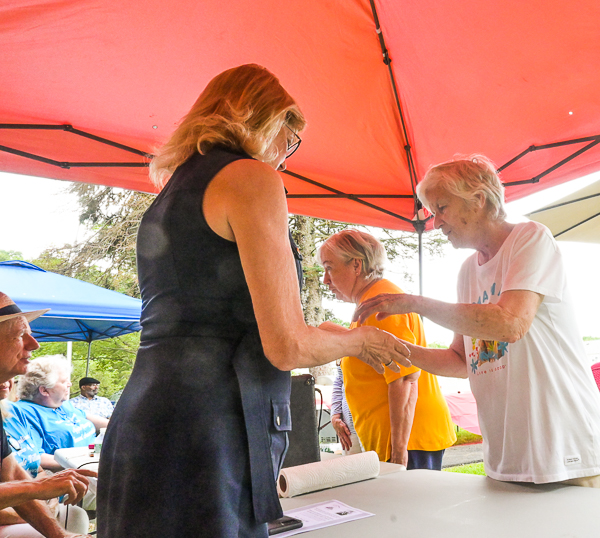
[417,154,507,220]
[17,355,72,402]
[317,229,386,281]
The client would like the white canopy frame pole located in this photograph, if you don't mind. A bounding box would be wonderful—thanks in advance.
[85,342,92,377]
[66,341,73,367]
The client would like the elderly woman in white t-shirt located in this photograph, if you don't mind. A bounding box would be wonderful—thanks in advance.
[354,154,600,487]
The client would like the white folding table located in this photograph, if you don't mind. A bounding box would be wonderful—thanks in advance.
[280,468,600,537]
[54,446,99,473]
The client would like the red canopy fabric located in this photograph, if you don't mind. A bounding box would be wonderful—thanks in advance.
[2,1,600,230]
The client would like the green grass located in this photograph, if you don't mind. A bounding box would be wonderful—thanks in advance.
[443,462,486,475]
[452,427,482,446]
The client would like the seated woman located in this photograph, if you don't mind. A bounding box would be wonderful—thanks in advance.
[2,379,42,477]
[0,378,90,535]
[13,355,107,471]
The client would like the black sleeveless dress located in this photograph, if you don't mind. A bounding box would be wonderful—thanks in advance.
[97,148,303,538]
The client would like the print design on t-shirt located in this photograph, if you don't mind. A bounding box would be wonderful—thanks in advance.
[468,281,508,374]
[468,338,509,374]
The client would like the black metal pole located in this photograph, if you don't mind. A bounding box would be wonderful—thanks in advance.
[412,218,426,296]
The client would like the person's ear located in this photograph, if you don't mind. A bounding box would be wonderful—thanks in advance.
[353,258,362,275]
[474,193,486,210]
[38,386,49,397]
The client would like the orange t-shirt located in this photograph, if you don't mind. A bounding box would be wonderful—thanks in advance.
[341,279,456,461]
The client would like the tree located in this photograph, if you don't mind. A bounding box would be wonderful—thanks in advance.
[0,249,24,261]
[35,183,153,297]
[27,184,150,395]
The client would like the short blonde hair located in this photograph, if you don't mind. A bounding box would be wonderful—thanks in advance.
[318,230,386,281]
[17,355,71,402]
[150,64,306,188]
[417,154,507,220]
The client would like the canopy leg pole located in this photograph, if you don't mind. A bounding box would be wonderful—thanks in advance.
[412,217,426,297]
[66,341,73,369]
[418,225,423,296]
[85,342,92,377]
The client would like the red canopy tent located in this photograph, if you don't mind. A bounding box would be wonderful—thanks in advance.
[2,0,600,232]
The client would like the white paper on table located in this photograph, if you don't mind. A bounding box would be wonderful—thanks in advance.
[275,500,374,537]
[277,451,380,498]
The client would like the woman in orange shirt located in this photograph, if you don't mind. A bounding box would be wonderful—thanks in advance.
[319,230,456,469]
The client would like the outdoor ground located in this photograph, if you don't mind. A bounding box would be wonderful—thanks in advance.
[443,427,484,474]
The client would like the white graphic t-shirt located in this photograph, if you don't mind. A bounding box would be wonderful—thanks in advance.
[458,221,600,483]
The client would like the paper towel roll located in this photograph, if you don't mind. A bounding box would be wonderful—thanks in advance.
[277,451,380,498]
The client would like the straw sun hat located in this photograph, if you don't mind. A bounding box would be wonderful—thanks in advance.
[0,292,49,324]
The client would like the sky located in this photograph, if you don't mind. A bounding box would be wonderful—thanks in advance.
[0,173,83,258]
[1,169,600,349]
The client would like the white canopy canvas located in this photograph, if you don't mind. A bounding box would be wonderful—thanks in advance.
[527,179,600,243]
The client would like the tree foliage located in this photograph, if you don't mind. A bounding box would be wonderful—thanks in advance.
[28,184,151,395]
[0,249,24,262]
[34,184,153,297]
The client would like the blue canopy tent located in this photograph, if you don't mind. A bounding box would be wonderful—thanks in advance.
[0,260,142,374]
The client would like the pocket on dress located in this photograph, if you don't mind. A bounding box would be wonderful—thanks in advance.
[271,400,292,432]
[270,400,291,479]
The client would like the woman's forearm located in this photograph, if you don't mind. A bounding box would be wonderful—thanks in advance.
[86,413,109,430]
[388,374,419,466]
[406,341,468,379]
[355,290,542,344]
[264,320,359,370]
[412,296,524,342]
[40,454,63,472]
[330,368,344,416]
[270,324,409,375]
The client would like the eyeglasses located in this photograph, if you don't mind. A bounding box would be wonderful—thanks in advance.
[8,437,21,451]
[284,124,302,158]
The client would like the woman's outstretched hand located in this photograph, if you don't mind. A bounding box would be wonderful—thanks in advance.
[353,293,415,324]
[354,326,412,374]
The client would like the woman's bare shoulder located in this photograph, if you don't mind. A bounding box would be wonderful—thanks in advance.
[204,157,287,241]
[215,158,283,196]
